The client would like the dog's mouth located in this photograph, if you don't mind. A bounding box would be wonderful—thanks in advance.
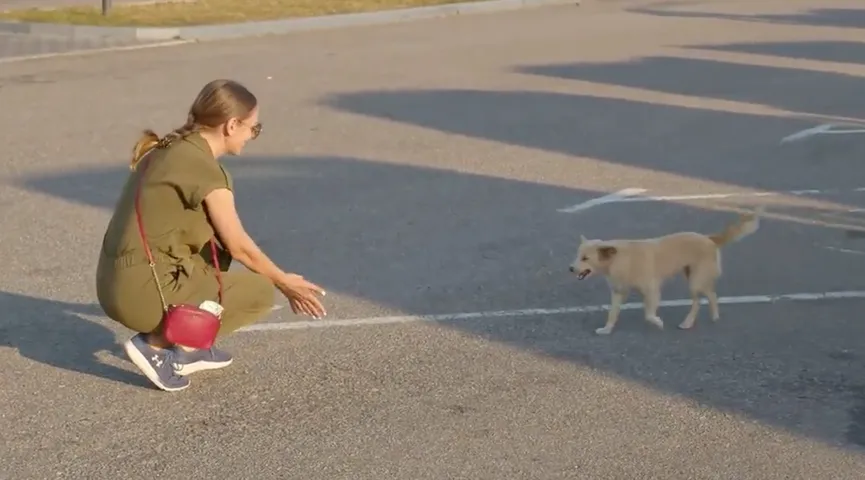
[577,269,591,280]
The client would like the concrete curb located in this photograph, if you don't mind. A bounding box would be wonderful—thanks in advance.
[0,0,578,41]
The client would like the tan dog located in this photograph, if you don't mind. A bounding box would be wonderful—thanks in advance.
[570,208,763,335]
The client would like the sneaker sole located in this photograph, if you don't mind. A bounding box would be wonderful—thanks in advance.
[123,340,190,392]
[176,358,233,376]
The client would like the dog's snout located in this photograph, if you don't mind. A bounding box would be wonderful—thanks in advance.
[569,266,576,272]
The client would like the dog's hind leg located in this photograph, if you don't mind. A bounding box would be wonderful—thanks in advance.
[641,285,664,330]
[679,286,702,330]
[680,284,719,329]
[678,265,701,330]
[707,250,721,321]
[679,264,720,329]
[706,289,720,321]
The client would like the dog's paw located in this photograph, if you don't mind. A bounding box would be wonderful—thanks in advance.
[595,327,613,335]
[647,316,664,330]
[678,320,694,330]
[711,315,720,322]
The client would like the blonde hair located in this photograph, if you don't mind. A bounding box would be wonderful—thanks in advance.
[130,79,258,170]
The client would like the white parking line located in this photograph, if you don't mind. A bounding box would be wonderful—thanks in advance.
[557,188,646,213]
[240,289,865,332]
[557,186,865,214]
[781,123,865,144]
[823,246,865,256]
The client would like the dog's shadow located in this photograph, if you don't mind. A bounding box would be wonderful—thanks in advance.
[0,290,150,388]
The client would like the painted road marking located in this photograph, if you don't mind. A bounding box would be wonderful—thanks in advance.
[557,188,647,213]
[823,246,865,256]
[240,289,865,332]
[557,186,865,214]
[781,123,865,144]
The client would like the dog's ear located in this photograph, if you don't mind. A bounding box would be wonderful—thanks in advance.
[598,246,617,260]
[580,235,588,243]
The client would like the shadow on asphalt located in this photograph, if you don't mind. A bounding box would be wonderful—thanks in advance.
[685,40,865,67]
[0,291,150,388]
[629,4,865,30]
[12,39,865,444]
[513,56,865,120]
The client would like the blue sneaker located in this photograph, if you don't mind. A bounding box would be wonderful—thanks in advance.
[172,346,233,376]
[123,334,190,392]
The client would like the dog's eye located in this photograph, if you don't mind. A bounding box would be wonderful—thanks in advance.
[581,256,588,261]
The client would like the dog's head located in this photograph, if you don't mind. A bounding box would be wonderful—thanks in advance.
[569,235,618,280]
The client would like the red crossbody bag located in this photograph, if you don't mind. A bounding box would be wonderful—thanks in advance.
[133,152,224,350]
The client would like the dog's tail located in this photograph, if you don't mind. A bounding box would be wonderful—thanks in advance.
[709,206,764,247]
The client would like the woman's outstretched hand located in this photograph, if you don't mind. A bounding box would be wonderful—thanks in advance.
[277,273,327,319]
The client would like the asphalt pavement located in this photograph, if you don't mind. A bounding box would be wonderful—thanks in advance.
[3,0,865,478]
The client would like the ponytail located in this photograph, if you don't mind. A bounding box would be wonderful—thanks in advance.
[157,113,201,148]
[129,114,201,171]
[130,130,159,171]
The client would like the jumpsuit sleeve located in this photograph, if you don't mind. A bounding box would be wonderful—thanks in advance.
[173,156,233,209]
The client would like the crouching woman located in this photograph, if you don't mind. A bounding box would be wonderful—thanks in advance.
[96,79,326,392]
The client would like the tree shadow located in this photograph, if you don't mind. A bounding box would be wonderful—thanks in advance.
[15,152,865,449]
[686,40,865,67]
[0,290,150,389]
[514,56,865,119]
[323,88,865,194]
[630,4,865,30]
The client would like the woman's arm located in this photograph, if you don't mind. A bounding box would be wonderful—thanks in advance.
[204,188,287,284]
[204,188,327,318]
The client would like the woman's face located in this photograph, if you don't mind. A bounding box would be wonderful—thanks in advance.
[224,106,262,155]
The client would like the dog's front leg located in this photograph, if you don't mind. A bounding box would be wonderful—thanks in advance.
[596,289,626,335]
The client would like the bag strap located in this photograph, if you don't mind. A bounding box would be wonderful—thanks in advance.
[133,150,224,312]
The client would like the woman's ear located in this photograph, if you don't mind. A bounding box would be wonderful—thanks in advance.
[224,118,237,136]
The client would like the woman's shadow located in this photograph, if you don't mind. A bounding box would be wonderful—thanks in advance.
[0,290,151,388]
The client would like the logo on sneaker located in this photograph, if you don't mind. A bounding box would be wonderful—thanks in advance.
[151,354,163,368]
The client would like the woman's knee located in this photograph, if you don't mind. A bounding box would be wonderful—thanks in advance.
[216,272,276,335]
[225,272,276,313]
[248,273,276,312]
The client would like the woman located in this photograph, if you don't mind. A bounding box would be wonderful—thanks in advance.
[96,79,327,392]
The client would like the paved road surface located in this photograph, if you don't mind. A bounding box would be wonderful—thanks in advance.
[3,0,865,478]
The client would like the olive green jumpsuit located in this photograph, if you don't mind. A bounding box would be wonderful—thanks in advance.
[96,133,275,337]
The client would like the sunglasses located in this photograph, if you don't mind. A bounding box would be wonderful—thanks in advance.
[236,118,262,140]
[249,121,262,139]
